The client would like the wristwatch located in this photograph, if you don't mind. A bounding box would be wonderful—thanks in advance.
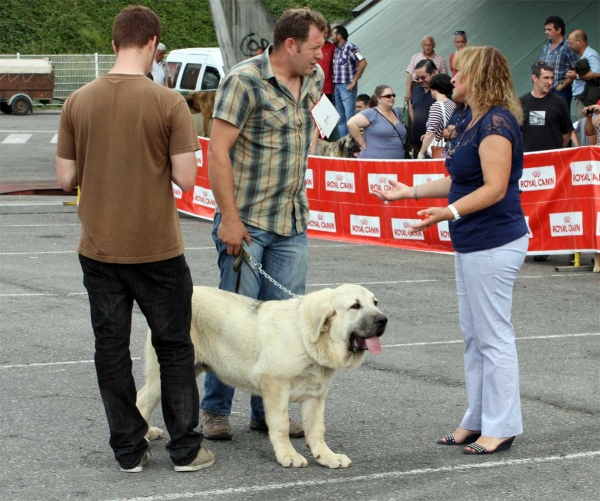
[447,204,461,221]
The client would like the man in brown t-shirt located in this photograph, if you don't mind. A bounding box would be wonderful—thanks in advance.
[56,6,213,474]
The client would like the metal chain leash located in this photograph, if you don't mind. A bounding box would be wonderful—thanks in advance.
[244,252,299,299]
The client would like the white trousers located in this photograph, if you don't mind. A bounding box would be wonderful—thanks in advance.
[455,235,528,438]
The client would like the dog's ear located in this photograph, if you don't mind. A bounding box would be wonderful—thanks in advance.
[303,289,336,344]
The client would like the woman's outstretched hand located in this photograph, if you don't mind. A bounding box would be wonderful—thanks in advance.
[409,207,453,233]
[370,179,411,202]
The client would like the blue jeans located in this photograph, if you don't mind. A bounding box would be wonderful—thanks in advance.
[201,213,307,420]
[334,83,357,137]
[79,254,202,469]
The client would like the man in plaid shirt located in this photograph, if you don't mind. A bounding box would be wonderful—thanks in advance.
[331,25,368,136]
[201,7,325,441]
[540,15,578,107]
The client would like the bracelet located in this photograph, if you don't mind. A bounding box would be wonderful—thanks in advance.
[414,185,419,201]
[447,204,461,221]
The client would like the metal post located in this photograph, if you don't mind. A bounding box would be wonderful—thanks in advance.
[17,52,20,59]
[95,53,99,79]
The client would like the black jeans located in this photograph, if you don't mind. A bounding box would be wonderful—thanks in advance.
[79,254,202,469]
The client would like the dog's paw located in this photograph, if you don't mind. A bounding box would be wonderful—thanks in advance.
[316,452,352,469]
[146,426,164,441]
[277,451,308,468]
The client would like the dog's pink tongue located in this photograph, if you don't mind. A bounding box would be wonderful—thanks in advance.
[365,336,382,355]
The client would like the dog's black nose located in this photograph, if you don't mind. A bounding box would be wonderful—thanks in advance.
[375,315,388,327]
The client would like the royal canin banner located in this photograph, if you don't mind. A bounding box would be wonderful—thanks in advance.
[175,139,600,255]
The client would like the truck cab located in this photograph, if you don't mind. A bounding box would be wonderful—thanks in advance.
[166,48,225,95]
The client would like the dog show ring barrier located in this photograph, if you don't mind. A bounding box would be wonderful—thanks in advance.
[175,138,600,257]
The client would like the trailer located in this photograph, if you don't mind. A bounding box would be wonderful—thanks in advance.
[0,59,55,115]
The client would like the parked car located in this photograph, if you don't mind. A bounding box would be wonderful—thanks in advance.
[0,59,55,115]
[166,48,225,95]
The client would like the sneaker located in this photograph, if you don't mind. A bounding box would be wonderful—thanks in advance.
[249,418,305,438]
[119,450,148,473]
[202,411,233,440]
[174,445,215,472]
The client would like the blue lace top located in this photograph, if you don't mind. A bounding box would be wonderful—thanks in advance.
[445,106,528,253]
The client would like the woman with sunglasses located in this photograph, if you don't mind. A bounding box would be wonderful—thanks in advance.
[346,85,408,159]
[371,46,528,456]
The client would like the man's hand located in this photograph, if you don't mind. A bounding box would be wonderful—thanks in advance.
[566,69,578,80]
[217,217,251,256]
[347,81,357,91]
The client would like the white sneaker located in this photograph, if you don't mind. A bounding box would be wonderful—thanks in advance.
[174,445,215,472]
[120,450,148,473]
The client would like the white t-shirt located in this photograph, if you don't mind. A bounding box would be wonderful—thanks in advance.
[151,61,169,86]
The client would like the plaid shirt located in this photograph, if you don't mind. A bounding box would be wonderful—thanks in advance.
[212,48,323,236]
[333,40,363,84]
[406,52,448,81]
[540,38,578,88]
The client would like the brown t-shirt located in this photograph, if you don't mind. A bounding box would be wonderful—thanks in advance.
[57,74,198,264]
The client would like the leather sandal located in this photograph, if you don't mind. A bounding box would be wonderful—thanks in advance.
[463,436,515,455]
[436,432,481,446]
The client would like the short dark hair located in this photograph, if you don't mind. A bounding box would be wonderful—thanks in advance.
[429,74,453,97]
[415,59,437,74]
[531,60,554,77]
[333,26,348,41]
[544,16,566,36]
[273,8,327,49]
[113,5,161,50]
[356,93,370,105]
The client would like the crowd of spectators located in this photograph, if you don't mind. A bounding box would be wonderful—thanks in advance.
[316,15,599,163]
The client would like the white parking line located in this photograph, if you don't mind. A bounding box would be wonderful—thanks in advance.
[2,333,597,370]
[383,332,600,348]
[50,133,58,144]
[103,450,600,501]
[0,130,57,133]
[1,133,32,144]
[0,358,140,370]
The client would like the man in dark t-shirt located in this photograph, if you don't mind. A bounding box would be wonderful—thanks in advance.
[520,61,573,152]
[409,59,437,156]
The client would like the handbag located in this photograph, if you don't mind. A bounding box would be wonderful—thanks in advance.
[377,107,411,159]
[427,101,448,159]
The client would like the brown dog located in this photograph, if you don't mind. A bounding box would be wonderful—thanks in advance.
[185,91,216,137]
[316,134,361,158]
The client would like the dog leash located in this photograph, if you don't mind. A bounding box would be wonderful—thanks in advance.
[233,242,300,299]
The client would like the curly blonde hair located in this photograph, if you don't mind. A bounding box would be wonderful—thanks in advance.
[454,46,523,124]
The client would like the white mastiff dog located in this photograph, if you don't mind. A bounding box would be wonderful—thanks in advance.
[136,284,387,468]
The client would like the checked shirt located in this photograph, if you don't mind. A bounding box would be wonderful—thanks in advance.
[540,38,578,89]
[212,48,323,236]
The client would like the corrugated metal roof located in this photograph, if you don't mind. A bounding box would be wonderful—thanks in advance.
[345,0,600,100]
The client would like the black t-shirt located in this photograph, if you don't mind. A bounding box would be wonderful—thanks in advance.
[520,92,573,152]
[410,86,435,143]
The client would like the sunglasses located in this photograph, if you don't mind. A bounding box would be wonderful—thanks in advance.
[454,31,466,36]
[415,76,428,81]
[380,93,396,98]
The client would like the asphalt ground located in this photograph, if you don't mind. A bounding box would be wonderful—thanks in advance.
[0,112,599,501]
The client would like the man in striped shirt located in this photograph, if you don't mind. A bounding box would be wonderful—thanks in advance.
[201,7,325,441]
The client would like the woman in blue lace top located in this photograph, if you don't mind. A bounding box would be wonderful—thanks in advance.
[371,46,528,455]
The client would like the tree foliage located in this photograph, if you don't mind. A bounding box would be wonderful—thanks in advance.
[0,0,361,54]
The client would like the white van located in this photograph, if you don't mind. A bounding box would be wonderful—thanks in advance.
[166,48,226,94]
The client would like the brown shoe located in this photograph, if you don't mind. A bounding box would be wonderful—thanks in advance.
[202,411,233,440]
[249,418,305,438]
[174,445,215,472]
